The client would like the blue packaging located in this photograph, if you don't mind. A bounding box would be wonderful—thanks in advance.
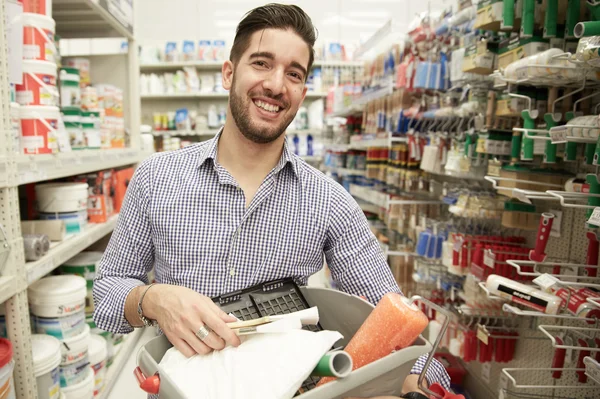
[182,40,195,61]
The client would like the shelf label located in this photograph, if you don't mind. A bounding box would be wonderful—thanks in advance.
[484,250,496,268]
[453,236,464,252]
[588,207,600,227]
[533,273,559,290]
[477,324,489,345]
[513,189,532,204]
[550,209,562,237]
[549,126,567,144]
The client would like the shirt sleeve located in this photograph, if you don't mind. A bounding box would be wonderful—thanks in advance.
[323,187,401,304]
[410,354,451,391]
[93,159,155,334]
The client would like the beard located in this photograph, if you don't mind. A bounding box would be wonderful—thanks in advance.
[229,75,296,144]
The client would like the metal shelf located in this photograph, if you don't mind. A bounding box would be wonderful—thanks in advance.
[324,166,367,177]
[139,60,363,72]
[0,149,149,187]
[0,277,17,306]
[52,0,134,39]
[98,328,144,399]
[140,91,327,100]
[350,184,389,208]
[300,155,322,162]
[26,215,119,285]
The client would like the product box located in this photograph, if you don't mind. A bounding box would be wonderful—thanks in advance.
[113,167,134,213]
[182,40,195,61]
[474,0,504,31]
[75,170,114,223]
[462,42,496,75]
[495,94,528,117]
[198,40,212,61]
[497,36,549,71]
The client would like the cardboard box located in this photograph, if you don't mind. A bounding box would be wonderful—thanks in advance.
[474,0,504,31]
[462,43,496,75]
[75,170,114,223]
[113,167,134,213]
[498,36,549,71]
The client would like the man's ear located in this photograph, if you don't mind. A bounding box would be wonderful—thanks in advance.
[222,60,234,91]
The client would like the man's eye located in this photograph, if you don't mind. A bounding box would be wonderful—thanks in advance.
[253,61,267,67]
[289,72,302,80]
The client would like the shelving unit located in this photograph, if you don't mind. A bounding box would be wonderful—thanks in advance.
[139,59,364,72]
[0,1,143,397]
[140,91,327,100]
[324,166,367,177]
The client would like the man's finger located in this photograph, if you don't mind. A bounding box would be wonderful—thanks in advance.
[170,336,196,358]
[182,329,213,355]
[203,309,241,347]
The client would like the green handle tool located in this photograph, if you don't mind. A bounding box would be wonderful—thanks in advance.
[521,109,538,161]
[575,21,600,37]
[543,113,560,163]
[566,0,582,38]
[311,351,353,378]
[544,0,559,37]
[587,0,600,21]
[521,0,535,37]
[503,0,516,30]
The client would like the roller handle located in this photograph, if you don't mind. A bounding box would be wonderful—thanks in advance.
[134,367,160,395]
[530,213,555,262]
[576,339,590,383]
[551,336,566,379]
[586,232,599,277]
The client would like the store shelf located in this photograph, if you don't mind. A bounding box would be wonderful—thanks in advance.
[350,184,389,208]
[52,0,134,39]
[26,215,119,285]
[153,130,219,137]
[99,328,144,399]
[330,104,364,118]
[584,356,600,385]
[140,60,363,72]
[0,277,17,306]
[141,92,229,100]
[356,199,380,214]
[0,149,149,187]
[325,166,367,177]
[301,155,322,162]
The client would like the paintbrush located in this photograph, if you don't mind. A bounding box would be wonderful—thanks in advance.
[226,306,319,329]
[233,317,302,336]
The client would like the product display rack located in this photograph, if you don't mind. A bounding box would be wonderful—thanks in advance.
[0,1,143,398]
[139,59,364,72]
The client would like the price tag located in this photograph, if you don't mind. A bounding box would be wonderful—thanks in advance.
[513,189,532,204]
[550,209,562,238]
[477,324,489,345]
[549,126,568,144]
[453,236,464,252]
[484,250,496,268]
[533,273,559,290]
[418,179,424,190]
[588,207,600,227]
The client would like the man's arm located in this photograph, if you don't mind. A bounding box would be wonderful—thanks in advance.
[323,187,450,391]
[92,160,155,334]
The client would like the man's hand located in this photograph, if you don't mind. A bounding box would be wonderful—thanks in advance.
[142,284,241,357]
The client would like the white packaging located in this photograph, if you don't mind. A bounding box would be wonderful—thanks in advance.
[485,274,562,314]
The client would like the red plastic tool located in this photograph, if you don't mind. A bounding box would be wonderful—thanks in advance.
[530,213,555,262]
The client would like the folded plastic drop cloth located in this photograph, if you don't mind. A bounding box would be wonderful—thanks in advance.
[159,329,343,399]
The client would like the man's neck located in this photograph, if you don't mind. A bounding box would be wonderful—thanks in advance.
[217,119,285,180]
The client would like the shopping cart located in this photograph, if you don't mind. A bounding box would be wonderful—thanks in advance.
[134,279,450,399]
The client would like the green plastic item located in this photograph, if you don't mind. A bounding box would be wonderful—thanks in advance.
[586,174,600,221]
[574,21,600,38]
[504,199,536,212]
[521,0,535,37]
[311,351,353,378]
[543,113,560,163]
[585,143,596,165]
[503,0,516,29]
[593,134,600,165]
[520,109,538,161]
[544,0,558,37]
[511,131,522,162]
[565,0,581,38]
[587,0,600,21]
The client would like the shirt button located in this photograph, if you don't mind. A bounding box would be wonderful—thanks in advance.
[230,269,235,276]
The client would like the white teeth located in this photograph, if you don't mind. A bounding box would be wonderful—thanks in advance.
[255,100,279,113]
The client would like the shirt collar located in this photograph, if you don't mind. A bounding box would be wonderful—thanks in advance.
[197,127,299,177]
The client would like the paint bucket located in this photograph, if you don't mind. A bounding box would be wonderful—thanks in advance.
[88,335,107,397]
[59,252,102,315]
[61,107,84,150]
[59,325,90,388]
[28,275,87,339]
[16,60,58,106]
[22,0,52,17]
[35,182,88,213]
[22,13,56,62]
[61,367,93,399]
[32,334,61,399]
[0,338,15,399]
[59,68,81,107]
[0,306,5,339]
[81,111,101,149]
[39,211,88,236]
[19,105,59,154]
[10,103,21,154]
[65,58,90,88]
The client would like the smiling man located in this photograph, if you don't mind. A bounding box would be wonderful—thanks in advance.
[93,3,449,397]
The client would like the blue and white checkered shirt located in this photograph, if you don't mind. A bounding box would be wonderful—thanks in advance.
[93,130,450,390]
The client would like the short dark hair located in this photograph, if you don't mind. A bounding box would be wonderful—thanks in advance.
[230,3,317,78]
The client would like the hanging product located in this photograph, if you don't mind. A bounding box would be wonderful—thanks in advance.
[485,274,562,314]
[529,213,555,262]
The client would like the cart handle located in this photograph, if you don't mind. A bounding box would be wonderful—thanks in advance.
[134,366,160,394]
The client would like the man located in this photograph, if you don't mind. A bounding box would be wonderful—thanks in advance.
[93,3,449,397]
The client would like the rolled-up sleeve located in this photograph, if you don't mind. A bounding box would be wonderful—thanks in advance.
[93,159,155,334]
[323,186,450,390]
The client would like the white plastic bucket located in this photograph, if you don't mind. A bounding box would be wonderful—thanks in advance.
[16,60,58,106]
[10,103,20,154]
[59,355,89,388]
[60,252,102,315]
[19,105,59,154]
[39,210,88,236]
[35,183,89,213]
[22,13,56,61]
[59,68,81,107]
[61,367,93,399]
[60,325,90,365]
[0,305,5,338]
[32,335,61,399]
[0,338,15,399]
[88,335,107,397]
[29,275,87,339]
[23,0,52,17]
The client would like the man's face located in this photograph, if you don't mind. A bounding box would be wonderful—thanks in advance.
[223,28,309,144]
